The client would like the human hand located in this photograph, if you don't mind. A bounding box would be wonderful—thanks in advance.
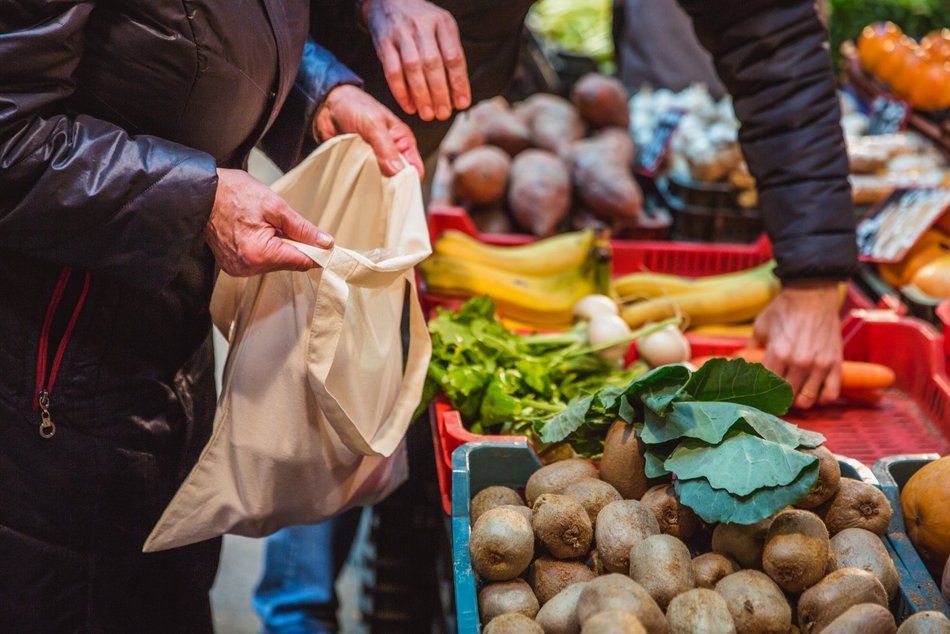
[362,0,470,121]
[751,282,843,409]
[315,84,424,177]
[205,168,332,276]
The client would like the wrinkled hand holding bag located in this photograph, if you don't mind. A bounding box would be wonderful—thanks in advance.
[144,135,431,551]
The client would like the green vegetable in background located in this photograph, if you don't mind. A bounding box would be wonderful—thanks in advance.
[539,357,826,524]
[527,0,615,71]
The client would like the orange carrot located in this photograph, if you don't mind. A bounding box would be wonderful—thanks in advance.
[731,348,896,391]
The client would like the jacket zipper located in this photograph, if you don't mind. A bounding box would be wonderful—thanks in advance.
[33,266,91,439]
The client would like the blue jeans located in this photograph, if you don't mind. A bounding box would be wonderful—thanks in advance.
[253,510,362,634]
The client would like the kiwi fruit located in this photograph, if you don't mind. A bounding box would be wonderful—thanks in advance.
[641,483,700,541]
[599,421,650,499]
[818,479,893,536]
[576,575,667,634]
[762,510,830,593]
[715,569,792,634]
[585,548,605,575]
[528,556,597,605]
[526,459,598,506]
[795,446,842,510]
[711,516,774,570]
[595,500,661,573]
[562,478,622,531]
[472,486,524,525]
[666,588,737,634]
[830,528,899,600]
[629,534,695,609]
[535,581,589,634]
[482,612,543,634]
[797,567,888,634]
[692,552,740,589]
[897,611,950,633]
[821,603,895,634]
[532,493,593,559]
[581,609,647,634]
[496,504,532,526]
[478,579,540,623]
[470,506,535,581]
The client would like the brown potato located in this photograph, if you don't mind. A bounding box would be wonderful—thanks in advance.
[571,73,630,129]
[507,149,572,237]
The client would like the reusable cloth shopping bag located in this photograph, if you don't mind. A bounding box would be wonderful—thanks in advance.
[144,135,431,552]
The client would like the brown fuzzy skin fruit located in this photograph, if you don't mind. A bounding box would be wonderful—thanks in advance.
[535,581,590,634]
[711,517,775,570]
[532,494,594,559]
[830,528,899,600]
[570,74,631,129]
[528,556,597,605]
[666,588,737,634]
[452,146,510,206]
[762,510,830,593]
[818,479,893,537]
[628,534,695,610]
[581,609,647,634]
[576,575,667,634]
[595,500,661,574]
[496,504,532,526]
[897,611,950,634]
[599,422,651,500]
[715,569,792,634]
[472,486,524,525]
[470,507,535,581]
[641,483,700,541]
[525,459,598,507]
[507,149,572,237]
[795,446,842,510]
[797,568,888,634]
[821,603,896,634]
[482,612,544,634]
[478,579,540,623]
[562,478,623,531]
[692,552,740,590]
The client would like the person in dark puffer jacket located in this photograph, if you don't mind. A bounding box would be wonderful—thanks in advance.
[0,2,423,632]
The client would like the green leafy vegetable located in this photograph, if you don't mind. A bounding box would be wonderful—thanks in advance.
[683,357,793,415]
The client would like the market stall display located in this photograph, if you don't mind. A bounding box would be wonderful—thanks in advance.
[856,23,950,111]
[451,442,941,634]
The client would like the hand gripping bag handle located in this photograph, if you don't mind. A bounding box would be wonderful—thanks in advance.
[290,242,430,458]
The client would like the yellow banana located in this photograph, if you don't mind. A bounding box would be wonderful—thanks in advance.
[433,229,599,276]
[612,262,775,301]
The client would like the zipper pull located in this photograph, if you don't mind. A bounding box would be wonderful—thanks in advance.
[37,390,56,439]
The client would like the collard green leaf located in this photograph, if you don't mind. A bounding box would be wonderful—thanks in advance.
[632,364,691,413]
[674,461,820,524]
[796,427,826,449]
[538,394,595,443]
[684,358,793,415]
[643,441,677,479]
[641,401,742,445]
[664,432,818,496]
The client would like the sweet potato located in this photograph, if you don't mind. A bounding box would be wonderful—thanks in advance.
[440,112,485,161]
[469,99,532,157]
[514,94,584,159]
[471,207,515,234]
[453,146,511,206]
[571,133,642,222]
[571,73,630,129]
[507,149,571,237]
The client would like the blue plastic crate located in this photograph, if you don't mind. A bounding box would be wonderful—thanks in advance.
[452,442,931,632]
[873,454,950,619]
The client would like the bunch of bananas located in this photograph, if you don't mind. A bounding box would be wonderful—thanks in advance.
[420,229,612,329]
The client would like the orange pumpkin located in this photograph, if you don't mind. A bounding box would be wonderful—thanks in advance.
[901,456,950,576]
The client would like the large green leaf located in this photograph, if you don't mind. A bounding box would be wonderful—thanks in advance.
[538,394,595,443]
[643,441,677,479]
[664,432,817,496]
[641,401,742,445]
[684,358,793,415]
[633,364,691,413]
[674,461,820,524]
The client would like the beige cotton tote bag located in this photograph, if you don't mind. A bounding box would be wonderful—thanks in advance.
[144,135,431,552]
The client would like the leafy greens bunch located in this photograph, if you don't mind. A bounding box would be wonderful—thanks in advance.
[539,358,826,525]
[419,297,648,455]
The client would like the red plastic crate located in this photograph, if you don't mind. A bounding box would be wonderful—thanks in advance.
[430,310,950,513]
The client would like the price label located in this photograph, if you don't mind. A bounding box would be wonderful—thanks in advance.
[636,109,684,177]
[857,187,950,262]
[867,96,910,135]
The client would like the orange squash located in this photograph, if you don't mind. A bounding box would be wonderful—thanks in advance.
[911,256,950,298]
[901,456,950,576]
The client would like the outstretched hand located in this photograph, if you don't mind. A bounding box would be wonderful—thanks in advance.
[752,282,843,409]
[315,84,424,178]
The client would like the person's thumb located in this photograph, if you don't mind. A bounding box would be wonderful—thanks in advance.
[261,236,319,272]
[268,201,333,248]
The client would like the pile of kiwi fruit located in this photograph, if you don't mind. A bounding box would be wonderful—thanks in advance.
[468,421,950,634]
